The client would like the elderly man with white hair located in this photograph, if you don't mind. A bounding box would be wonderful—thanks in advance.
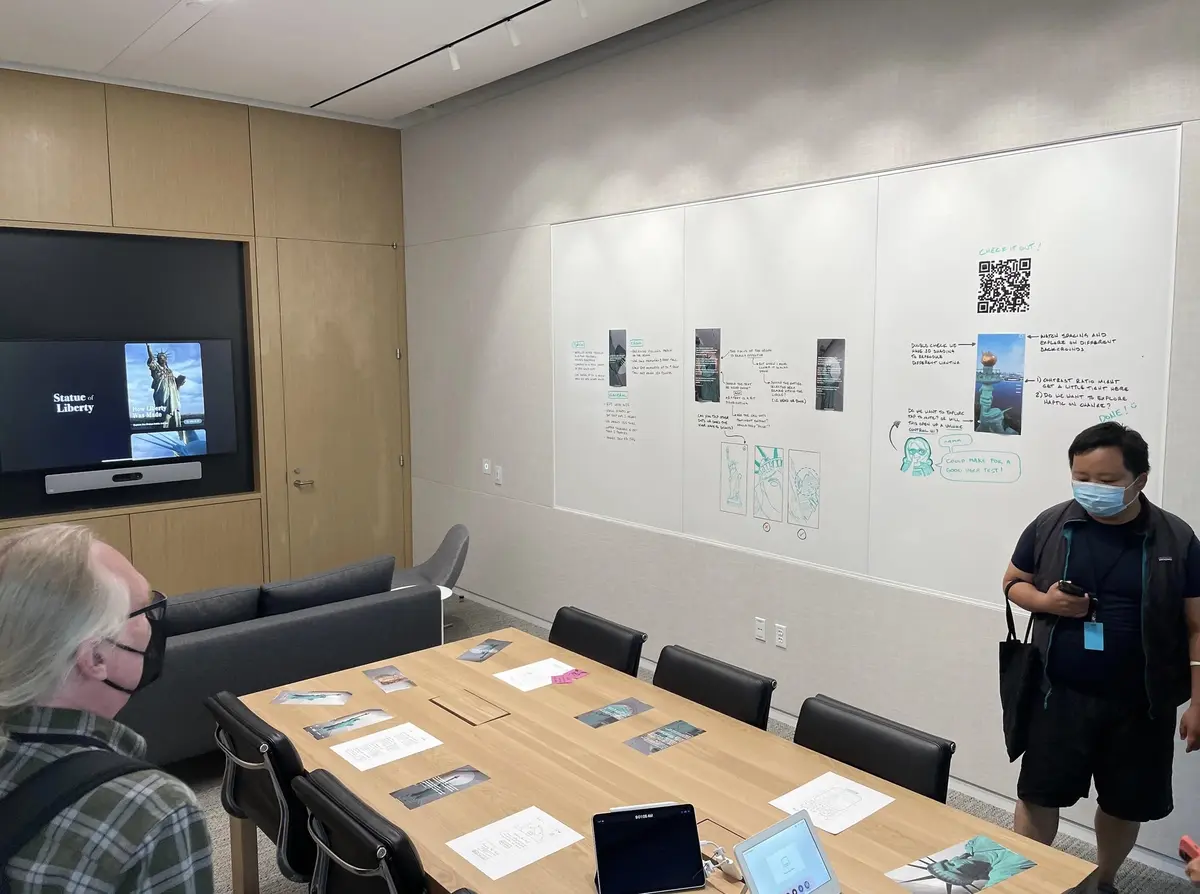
[0,524,212,892]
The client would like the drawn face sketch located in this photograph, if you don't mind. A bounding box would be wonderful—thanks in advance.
[792,467,819,520]
[901,437,934,475]
[755,462,783,518]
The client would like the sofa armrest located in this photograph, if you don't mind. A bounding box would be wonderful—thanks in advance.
[118,584,442,765]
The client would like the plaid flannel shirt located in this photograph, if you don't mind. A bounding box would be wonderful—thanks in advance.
[0,706,213,893]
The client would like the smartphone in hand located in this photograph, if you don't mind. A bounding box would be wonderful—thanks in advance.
[1058,580,1087,597]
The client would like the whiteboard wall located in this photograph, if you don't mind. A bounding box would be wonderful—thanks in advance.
[551,128,1181,606]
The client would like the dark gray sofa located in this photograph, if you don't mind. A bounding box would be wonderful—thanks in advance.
[117,555,442,766]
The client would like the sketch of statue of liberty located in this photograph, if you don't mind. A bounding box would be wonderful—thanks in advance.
[753,446,784,522]
[719,442,748,515]
[787,453,821,528]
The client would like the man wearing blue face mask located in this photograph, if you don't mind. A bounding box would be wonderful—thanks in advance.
[1002,422,1200,894]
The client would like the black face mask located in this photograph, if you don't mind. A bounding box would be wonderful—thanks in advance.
[105,591,166,695]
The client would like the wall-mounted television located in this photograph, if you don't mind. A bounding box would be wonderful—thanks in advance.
[0,340,238,473]
[0,226,254,518]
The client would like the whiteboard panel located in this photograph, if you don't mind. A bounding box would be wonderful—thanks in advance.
[868,130,1180,601]
[552,209,686,530]
[681,178,879,569]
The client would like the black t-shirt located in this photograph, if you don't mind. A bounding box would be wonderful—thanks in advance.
[1011,503,1200,702]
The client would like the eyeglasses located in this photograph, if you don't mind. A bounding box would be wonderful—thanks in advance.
[128,590,166,622]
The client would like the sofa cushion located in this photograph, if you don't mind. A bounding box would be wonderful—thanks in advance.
[258,556,396,617]
[165,585,261,637]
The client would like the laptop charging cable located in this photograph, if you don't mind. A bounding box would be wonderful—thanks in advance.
[700,840,744,888]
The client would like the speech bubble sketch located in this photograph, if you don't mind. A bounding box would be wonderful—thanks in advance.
[939,450,1022,483]
[938,433,974,449]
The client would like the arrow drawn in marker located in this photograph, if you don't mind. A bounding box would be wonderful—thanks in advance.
[889,421,901,450]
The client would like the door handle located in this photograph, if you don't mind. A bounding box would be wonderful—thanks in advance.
[293,479,315,488]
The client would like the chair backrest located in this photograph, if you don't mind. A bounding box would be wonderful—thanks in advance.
[792,694,956,803]
[204,691,315,882]
[548,606,648,676]
[416,524,469,589]
[292,770,428,894]
[652,645,777,729]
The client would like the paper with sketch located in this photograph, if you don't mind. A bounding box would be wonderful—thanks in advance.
[330,723,442,771]
[769,771,894,834]
[493,658,575,692]
[446,806,583,880]
[885,835,1035,891]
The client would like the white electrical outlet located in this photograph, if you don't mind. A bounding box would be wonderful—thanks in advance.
[754,617,766,642]
[774,623,787,649]
[482,458,491,475]
[494,465,503,486]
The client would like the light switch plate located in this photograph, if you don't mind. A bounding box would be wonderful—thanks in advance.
[754,617,766,642]
[482,458,491,475]
[494,465,503,486]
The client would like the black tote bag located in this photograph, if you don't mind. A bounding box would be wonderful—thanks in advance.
[999,592,1042,762]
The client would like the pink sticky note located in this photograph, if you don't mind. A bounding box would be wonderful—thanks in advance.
[552,669,589,685]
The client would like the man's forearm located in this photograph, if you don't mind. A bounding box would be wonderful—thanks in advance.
[1190,628,1200,704]
[1006,581,1047,614]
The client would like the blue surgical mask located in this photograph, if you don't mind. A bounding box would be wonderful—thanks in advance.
[1072,481,1133,518]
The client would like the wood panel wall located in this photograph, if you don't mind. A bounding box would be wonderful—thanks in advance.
[0,70,412,592]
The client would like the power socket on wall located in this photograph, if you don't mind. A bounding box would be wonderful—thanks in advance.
[774,623,787,649]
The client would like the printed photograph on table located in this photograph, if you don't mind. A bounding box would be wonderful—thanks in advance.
[271,690,352,706]
[576,697,654,729]
[608,329,628,388]
[458,638,511,662]
[814,338,845,411]
[364,665,414,693]
[885,835,1036,892]
[392,766,490,809]
[973,334,1024,436]
[626,720,705,755]
[695,328,721,402]
[304,708,392,741]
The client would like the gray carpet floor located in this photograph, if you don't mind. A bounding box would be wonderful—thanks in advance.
[174,596,1193,894]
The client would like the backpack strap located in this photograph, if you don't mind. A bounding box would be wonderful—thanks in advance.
[0,749,156,873]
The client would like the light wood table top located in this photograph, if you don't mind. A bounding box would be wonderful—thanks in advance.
[242,627,1092,894]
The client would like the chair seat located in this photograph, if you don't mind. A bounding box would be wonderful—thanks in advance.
[793,694,956,802]
[652,644,776,729]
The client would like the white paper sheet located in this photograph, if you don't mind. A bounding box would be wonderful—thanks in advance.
[330,723,442,771]
[446,806,583,880]
[493,658,575,692]
[769,771,894,834]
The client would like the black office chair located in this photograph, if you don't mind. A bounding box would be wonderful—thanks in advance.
[293,769,481,894]
[548,606,648,676]
[652,645,777,729]
[792,694,956,803]
[204,691,316,882]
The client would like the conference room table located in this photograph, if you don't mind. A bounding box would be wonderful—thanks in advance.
[239,627,1092,894]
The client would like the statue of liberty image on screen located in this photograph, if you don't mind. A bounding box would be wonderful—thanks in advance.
[125,342,208,460]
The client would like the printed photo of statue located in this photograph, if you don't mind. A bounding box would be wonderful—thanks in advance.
[608,329,627,388]
[901,437,935,477]
[974,334,1023,436]
[125,342,205,440]
[886,835,1036,893]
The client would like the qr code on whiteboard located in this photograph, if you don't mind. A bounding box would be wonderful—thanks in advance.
[978,258,1032,313]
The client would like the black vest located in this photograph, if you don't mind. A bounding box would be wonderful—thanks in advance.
[1028,497,1193,713]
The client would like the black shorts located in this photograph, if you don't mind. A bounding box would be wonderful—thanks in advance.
[1017,684,1176,823]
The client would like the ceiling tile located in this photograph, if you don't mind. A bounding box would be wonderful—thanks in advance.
[322,0,707,120]
[0,0,178,72]
[106,0,527,108]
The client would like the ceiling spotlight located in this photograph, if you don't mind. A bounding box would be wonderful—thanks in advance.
[576,0,588,19]
[448,46,461,71]
[505,20,521,47]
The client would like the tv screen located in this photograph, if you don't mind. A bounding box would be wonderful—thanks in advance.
[0,340,238,474]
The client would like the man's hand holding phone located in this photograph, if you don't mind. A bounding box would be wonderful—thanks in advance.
[1044,580,1091,619]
